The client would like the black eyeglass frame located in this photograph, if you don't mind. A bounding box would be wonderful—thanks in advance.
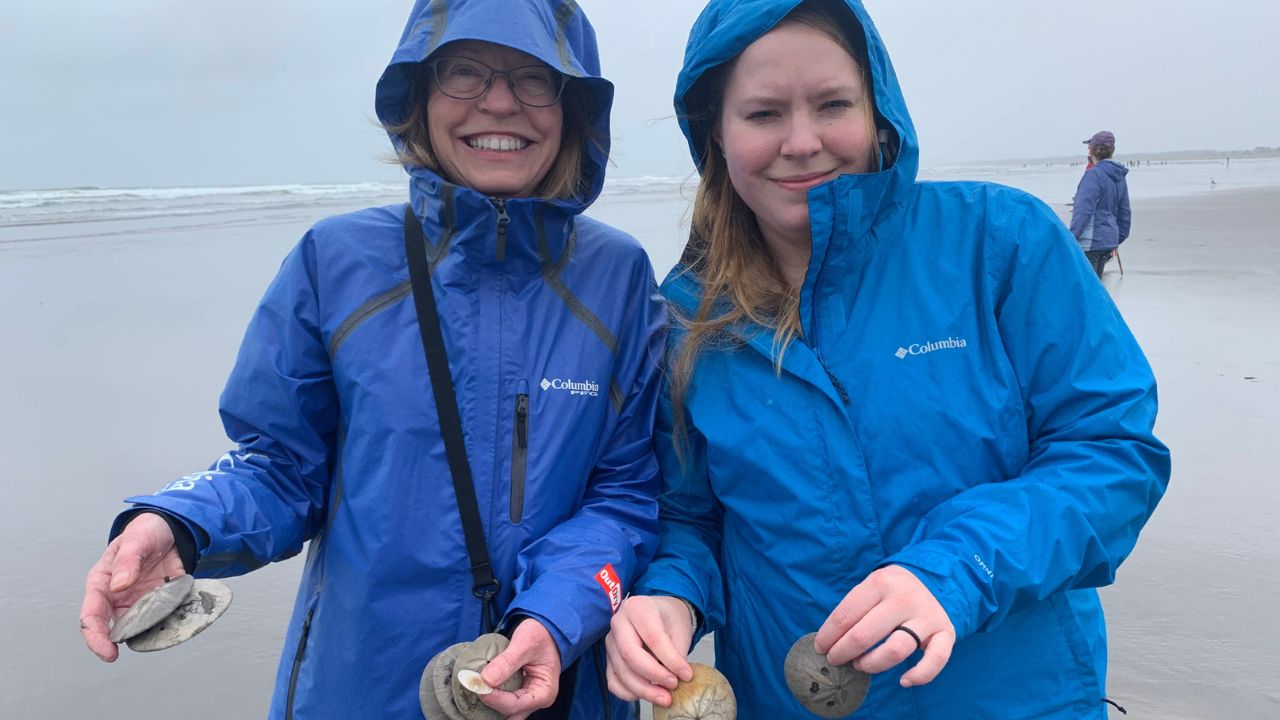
[427,56,567,108]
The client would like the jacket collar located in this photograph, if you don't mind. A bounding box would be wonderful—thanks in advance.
[408,168,574,272]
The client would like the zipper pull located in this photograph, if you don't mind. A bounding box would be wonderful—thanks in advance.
[493,198,510,261]
[494,198,510,233]
[515,394,528,448]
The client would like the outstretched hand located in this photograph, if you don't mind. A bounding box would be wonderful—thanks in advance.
[477,618,562,720]
[814,565,956,688]
[604,595,695,707]
[79,512,186,661]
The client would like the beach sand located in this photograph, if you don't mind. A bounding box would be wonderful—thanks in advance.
[1,188,1277,717]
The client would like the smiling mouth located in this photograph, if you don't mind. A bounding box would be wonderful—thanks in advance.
[466,135,530,152]
[773,170,836,188]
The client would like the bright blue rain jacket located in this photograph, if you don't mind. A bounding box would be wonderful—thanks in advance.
[116,1,663,717]
[634,1,1170,718]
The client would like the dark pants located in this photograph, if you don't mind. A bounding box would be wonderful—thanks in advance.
[1085,249,1113,278]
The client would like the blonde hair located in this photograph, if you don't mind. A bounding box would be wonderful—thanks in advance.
[385,62,599,200]
[669,0,878,451]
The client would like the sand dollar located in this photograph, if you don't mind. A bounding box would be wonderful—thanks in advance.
[653,662,736,720]
[421,641,468,720]
[108,574,194,643]
[451,633,520,720]
[125,579,231,652]
[783,632,870,718]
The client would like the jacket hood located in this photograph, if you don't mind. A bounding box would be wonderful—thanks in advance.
[667,0,921,339]
[1097,158,1129,181]
[375,0,614,211]
[676,0,918,188]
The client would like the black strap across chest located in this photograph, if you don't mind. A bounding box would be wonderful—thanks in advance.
[403,204,500,632]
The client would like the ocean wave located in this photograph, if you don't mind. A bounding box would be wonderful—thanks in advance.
[0,182,406,226]
[4,158,1279,227]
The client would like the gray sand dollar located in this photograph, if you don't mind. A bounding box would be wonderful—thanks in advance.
[421,642,468,720]
[450,633,521,720]
[125,579,232,652]
[108,574,194,643]
[783,632,870,718]
[420,634,525,720]
[652,662,736,720]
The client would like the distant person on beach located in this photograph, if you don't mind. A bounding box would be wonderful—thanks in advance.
[78,1,665,718]
[603,1,1169,718]
[1071,130,1132,278]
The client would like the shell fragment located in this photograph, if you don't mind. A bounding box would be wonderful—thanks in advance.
[455,669,492,695]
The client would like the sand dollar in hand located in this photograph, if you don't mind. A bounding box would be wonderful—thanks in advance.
[420,634,525,720]
[108,574,194,643]
[784,632,870,718]
[451,633,522,720]
[653,662,736,720]
[125,579,232,652]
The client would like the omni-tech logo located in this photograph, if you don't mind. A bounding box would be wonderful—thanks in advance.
[540,377,601,397]
[895,337,968,359]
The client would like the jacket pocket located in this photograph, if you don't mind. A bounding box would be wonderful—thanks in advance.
[510,387,530,524]
[284,596,319,720]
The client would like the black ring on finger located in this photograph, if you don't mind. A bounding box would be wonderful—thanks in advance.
[893,624,922,652]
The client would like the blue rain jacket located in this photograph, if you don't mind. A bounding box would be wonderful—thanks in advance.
[1070,159,1132,251]
[634,1,1170,718]
[116,1,663,717]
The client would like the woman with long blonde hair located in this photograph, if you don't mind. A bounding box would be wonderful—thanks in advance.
[606,1,1169,717]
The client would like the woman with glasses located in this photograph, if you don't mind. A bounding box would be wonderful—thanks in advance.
[78,1,665,718]
[604,0,1168,718]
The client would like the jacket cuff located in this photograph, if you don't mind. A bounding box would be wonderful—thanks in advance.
[109,508,201,575]
[881,545,988,639]
[632,576,711,649]
[500,606,575,667]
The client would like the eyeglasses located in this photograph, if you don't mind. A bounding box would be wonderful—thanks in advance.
[428,56,566,108]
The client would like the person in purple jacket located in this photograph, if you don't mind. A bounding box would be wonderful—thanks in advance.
[1071,130,1132,278]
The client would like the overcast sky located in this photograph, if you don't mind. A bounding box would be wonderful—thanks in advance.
[2,0,1277,190]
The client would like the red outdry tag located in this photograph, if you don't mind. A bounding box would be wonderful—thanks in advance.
[595,563,623,613]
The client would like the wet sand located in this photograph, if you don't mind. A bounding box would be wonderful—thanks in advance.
[1085,189,1280,718]
[2,188,1277,717]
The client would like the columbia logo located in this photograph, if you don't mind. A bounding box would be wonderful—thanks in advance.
[540,377,601,397]
[895,337,969,359]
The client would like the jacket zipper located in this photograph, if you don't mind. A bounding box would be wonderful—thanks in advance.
[493,198,510,262]
[510,389,529,523]
[823,365,851,405]
[815,348,851,405]
[594,641,613,720]
[284,604,317,720]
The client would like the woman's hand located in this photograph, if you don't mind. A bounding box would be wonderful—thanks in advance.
[476,619,562,720]
[814,565,956,688]
[604,595,696,706]
[79,512,186,661]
